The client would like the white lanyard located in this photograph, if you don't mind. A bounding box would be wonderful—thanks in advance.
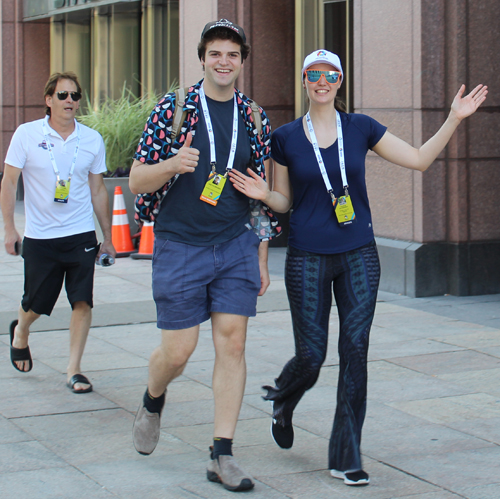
[306,110,348,199]
[42,118,80,182]
[199,83,239,173]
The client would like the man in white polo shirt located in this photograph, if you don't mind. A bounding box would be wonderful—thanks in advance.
[0,71,115,393]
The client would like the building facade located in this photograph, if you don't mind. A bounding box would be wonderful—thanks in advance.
[1,0,499,296]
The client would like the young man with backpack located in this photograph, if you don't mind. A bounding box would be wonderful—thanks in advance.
[129,19,280,492]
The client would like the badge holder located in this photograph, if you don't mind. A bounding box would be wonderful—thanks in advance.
[306,111,356,228]
[197,84,239,208]
[42,118,80,205]
[200,165,227,206]
[54,178,71,203]
[333,187,355,226]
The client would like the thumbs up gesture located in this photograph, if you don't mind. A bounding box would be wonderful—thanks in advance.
[172,132,200,174]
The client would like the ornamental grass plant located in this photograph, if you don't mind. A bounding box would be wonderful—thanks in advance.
[78,84,176,176]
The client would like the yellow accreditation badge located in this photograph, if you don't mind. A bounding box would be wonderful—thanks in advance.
[200,173,227,206]
[54,179,71,203]
[333,195,356,227]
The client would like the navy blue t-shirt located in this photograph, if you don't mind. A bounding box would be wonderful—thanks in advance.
[271,112,386,254]
[155,96,252,245]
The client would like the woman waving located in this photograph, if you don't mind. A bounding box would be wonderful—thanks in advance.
[229,49,487,487]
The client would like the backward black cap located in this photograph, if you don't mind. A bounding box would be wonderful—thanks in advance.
[201,19,246,44]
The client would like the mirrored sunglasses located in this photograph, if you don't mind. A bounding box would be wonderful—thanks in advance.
[56,91,82,101]
[305,70,341,85]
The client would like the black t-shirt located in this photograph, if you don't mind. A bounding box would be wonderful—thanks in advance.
[154,96,252,245]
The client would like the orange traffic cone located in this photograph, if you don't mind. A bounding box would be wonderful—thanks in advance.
[111,186,136,257]
[131,221,154,260]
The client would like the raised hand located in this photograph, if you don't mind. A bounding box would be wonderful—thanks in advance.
[451,84,488,121]
[228,168,270,201]
[173,132,200,174]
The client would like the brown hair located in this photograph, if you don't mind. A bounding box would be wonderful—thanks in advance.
[334,98,347,113]
[197,28,251,62]
[44,72,82,116]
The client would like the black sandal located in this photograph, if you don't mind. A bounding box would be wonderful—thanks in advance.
[67,374,93,394]
[10,320,33,373]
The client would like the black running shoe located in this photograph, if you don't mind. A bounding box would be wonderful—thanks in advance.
[330,469,370,486]
[270,418,294,449]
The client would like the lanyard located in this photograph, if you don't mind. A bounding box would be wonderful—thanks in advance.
[42,117,81,182]
[306,110,348,200]
[199,83,239,174]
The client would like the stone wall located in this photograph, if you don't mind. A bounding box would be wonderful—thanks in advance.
[355,0,500,295]
[0,0,49,170]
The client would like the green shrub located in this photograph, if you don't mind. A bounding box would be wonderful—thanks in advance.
[78,84,176,176]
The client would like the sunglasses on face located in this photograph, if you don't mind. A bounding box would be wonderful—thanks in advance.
[55,91,82,101]
[305,70,341,84]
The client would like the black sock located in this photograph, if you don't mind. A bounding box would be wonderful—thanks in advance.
[213,437,233,459]
[143,388,165,414]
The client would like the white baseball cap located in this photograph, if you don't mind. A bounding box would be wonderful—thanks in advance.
[302,49,343,78]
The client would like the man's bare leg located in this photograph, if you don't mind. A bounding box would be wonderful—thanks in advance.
[148,325,200,397]
[211,312,248,439]
[11,306,40,371]
[67,301,92,391]
[205,313,254,491]
[133,325,200,455]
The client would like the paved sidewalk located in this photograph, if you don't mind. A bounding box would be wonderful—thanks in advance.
[1,202,500,498]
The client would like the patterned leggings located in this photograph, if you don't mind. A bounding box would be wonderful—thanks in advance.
[263,240,380,472]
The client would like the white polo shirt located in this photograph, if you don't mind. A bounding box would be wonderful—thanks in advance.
[5,116,107,239]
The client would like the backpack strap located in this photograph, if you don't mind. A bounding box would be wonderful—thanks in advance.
[172,88,262,139]
[248,99,262,136]
[171,87,190,140]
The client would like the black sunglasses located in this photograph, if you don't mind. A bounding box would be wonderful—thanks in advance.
[56,91,82,102]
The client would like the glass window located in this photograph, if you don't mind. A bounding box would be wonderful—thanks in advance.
[49,1,178,104]
[161,1,179,91]
[110,5,141,98]
[50,10,92,107]
[64,20,91,100]
[323,0,352,110]
[295,0,352,115]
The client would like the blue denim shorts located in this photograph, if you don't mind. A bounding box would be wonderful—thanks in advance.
[152,229,261,330]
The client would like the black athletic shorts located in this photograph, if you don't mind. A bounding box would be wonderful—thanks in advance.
[21,231,98,316]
